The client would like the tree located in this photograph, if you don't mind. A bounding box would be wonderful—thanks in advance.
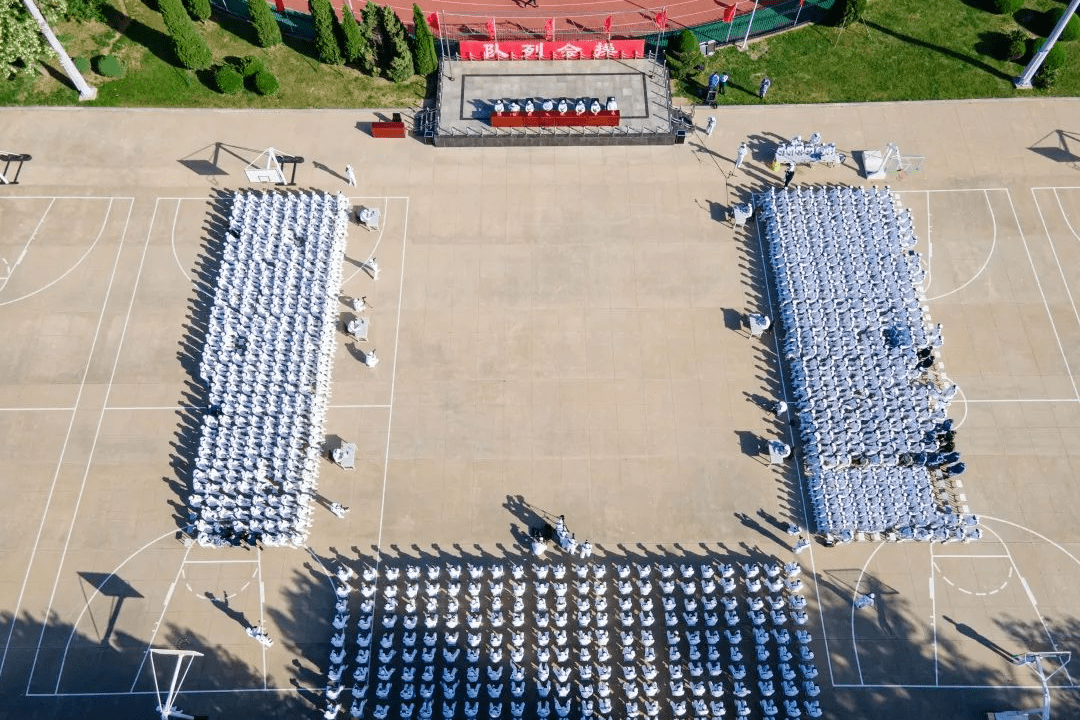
[410,3,437,76]
[247,0,282,47]
[362,0,384,72]
[339,2,365,63]
[159,0,213,69]
[384,31,413,81]
[665,29,702,81]
[309,0,343,64]
[826,0,866,27]
[184,0,211,22]
[0,0,68,79]
[380,3,405,40]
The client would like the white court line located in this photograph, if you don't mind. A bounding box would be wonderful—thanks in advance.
[181,558,259,564]
[929,543,938,685]
[0,195,133,200]
[1034,189,1080,371]
[0,198,133,681]
[933,554,1010,558]
[926,189,997,302]
[1007,189,1080,401]
[832,682,1080,689]
[170,198,191,283]
[0,198,116,308]
[360,197,411,688]
[848,540,887,686]
[952,384,968,430]
[980,522,1074,686]
[923,191,933,294]
[896,189,1010,194]
[341,196,390,286]
[27,687,314,697]
[962,398,1079,403]
[0,197,54,294]
[53,530,176,692]
[0,407,74,412]
[374,197,409,555]
[257,548,266,689]
[750,208,836,687]
[98,404,391,411]
[26,198,156,694]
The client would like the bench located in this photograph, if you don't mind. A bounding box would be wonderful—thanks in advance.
[371,121,407,138]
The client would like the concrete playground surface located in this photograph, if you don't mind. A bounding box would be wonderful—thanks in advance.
[0,98,1079,720]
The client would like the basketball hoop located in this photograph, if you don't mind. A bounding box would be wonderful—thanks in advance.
[149,648,203,720]
[244,148,287,185]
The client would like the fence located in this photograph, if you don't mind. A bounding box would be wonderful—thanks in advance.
[210,0,836,50]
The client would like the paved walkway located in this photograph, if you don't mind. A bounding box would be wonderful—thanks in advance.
[0,97,1079,720]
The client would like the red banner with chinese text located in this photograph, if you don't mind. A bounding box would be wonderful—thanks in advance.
[458,39,645,60]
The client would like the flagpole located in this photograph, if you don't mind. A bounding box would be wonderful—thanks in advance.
[741,0,759,50]
[793,0,804,26]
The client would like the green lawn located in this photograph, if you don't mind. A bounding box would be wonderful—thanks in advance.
[676,0,1079,105]
[1,0,1077,107]
[0,0,426,108]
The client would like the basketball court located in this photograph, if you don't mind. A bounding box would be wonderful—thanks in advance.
[0,98,1079,720]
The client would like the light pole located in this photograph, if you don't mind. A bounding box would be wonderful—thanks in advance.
[21,0,97,101]
[1015,0,1080,88]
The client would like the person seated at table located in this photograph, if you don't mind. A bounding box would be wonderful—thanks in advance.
[590,99,601,114]
[493,100,505,113]
[557,99,568,114]
[543,98,554,111]
[509,101,520,112]
[524,99,535,113]
[574,99,586,114]
[606,97,618,112]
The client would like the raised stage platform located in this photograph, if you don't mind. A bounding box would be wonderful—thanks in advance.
[425,57,679,147]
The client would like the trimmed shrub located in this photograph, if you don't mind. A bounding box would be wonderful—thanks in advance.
[1007,29,1027,61]
[986,0,1022,14]
[1048,7,1080,41]
[93,54,124,76]
[1033,42,1067,88]
[159,0,214,69]
[247,0,283,47]
[72,56,91,73]
[214,63,244,93]
[253,68,280,95]
[309,0,343,64]
[410,3,437,76]
[237,54,265,76]
[665,30,703,81]
[384,32,413,81]
[65,0,106,22]
[185,0,211,21]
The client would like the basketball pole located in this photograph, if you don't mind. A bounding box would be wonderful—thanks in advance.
[150,648,203,720]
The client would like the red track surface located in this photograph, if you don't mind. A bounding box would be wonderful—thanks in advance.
[277,0,752,40]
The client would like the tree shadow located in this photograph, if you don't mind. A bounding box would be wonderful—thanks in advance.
[863,19,1014,82]
[102,4,178,67]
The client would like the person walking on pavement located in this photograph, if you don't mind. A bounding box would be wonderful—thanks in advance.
[759,76,771,101]
[783,163,796,188]
[345,164,357,187]
[719,72,729,95]
[735,141,749,169]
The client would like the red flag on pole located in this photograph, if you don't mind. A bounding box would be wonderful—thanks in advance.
[544,16,554,41]
[603,15,613,38]
[427,11,439,31]
[274,0,285,12]
[486,17,496,40]
[798,0,805,5]
[654,7,667,29]
[723,3,736,22]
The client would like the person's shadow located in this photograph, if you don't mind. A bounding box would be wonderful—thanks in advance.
[206,591,250,629]
[942,615,1017,663]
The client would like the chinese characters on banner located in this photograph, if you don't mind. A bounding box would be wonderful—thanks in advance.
[459,39,645,60]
